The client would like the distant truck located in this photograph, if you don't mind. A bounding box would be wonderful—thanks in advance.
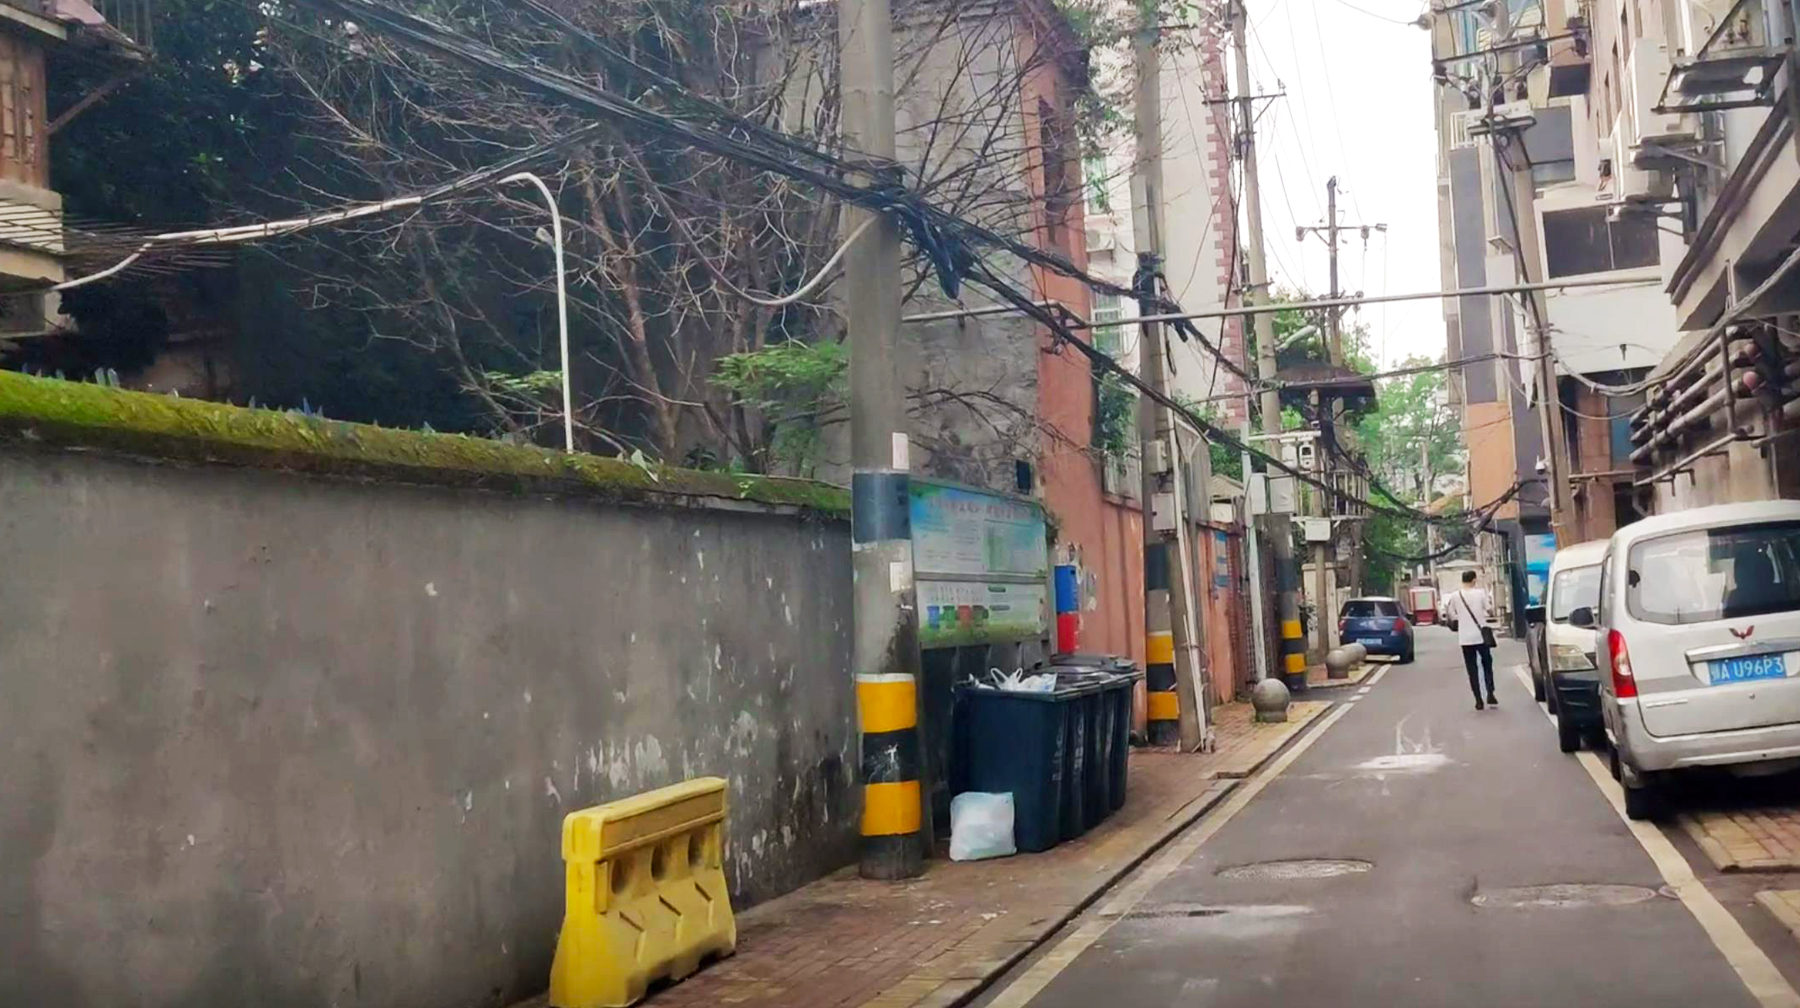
[1406,585,1439,625]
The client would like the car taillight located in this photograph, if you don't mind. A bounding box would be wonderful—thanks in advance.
[1338,619,1347,633]
[1394,618,1409,633]
[1608,629,1637,699]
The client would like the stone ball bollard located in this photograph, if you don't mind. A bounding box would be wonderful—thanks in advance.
[1343,642,1369,665]
[1325,646,1355,679]
[1251,677,1291,723]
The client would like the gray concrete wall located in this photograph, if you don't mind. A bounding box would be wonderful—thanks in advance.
[0,447,857,1008]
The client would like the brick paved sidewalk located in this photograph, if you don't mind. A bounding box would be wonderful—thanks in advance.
[516,698,1330,1008]
[1682,808,1800,871]
[1755,890,1800,942]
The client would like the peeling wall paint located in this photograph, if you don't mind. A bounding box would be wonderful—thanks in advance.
[0,448,858,1008]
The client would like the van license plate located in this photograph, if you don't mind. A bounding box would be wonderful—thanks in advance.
[1708,654,1791,685]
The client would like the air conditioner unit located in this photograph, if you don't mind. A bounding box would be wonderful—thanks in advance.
[1676,0,1769,58]
[1611,111,1670,202]
[1626,44,1696,147]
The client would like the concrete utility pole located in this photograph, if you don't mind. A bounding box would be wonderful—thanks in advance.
[1475,0,1571,545]
[1230,0,1306,694]
[1316,177,1339,654]
[1297,180,1386,634]
[841,0,925,879]
[1511,146,1572,544]
[1132,22,1206,751]
[1421,435,1436,583]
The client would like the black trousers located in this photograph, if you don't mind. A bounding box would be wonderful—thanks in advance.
[1462,643,1495,699]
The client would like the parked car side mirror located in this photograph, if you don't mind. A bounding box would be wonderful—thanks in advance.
[1568,606,1596,629]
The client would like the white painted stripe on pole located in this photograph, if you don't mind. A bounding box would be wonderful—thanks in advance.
[1510,665,1800,1008]
[983,700,1357,1008]
[855,673,918,684]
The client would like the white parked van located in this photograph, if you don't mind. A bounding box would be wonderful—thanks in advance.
[1541,539,1608,753]
[1579,500,1800,819]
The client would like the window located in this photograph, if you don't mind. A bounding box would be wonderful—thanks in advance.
[1340,600,1401,618]
[1092,293,1126,354]
[1522,104,1576,186]
[1550,565,1602,622]
[1627,522,1800,624]
[1084,154,1111,214]
[1542,206,1660,278]
[1038,98,1072,252]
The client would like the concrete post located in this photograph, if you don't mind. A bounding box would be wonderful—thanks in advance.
[841,0,925,880]
[1231,0,1305,696]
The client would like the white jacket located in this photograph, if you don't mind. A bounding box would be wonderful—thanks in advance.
[1447,587,1493,647]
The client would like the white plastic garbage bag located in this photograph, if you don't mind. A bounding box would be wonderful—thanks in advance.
[982,668,1056,693]
[949,791,1017,861]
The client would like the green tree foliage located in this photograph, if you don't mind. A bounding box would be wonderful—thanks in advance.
[30,0,484,430]
[1353,355,1465,592]
[710,341,848,475]
[1355,355,1462,505]
[1238,290,1466,593]
[1093,372,1136,461]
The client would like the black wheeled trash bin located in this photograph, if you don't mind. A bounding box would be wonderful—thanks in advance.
[953,682,1086,853]
[1048,654,1141,815]
[1050,668,1115,830]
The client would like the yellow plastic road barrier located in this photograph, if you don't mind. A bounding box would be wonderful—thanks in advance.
[549,777,736,1007]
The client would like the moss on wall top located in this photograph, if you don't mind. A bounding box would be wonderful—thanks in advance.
[0,371,851,518]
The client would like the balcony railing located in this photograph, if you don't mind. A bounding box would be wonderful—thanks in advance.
[94,0,152,49]
[0,0,151,48]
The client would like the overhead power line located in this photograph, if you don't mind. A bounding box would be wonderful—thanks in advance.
[1079,273,1665,329]
[56,122,614,290]
[277,0,1509,533]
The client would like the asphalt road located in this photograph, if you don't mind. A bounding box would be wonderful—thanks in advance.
[976,627,1794,1008]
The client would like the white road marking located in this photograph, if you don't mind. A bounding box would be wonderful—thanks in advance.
[1356,687,1373,696]
[1510,664,1800,1008]
[1365,665,1391,687]
[983,701,1361,1008]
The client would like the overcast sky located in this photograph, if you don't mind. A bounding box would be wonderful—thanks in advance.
[1242,0,1442,369]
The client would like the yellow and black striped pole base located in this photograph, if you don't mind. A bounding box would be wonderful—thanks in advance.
[851,462,925,880]
[1280,617,1307,682]
[1145,575,1179,746]
[857,672,924,874]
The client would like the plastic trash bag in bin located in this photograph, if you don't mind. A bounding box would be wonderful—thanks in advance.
[949,791,1016,861]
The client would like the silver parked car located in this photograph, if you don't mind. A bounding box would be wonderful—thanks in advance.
[1575,500,1800,820]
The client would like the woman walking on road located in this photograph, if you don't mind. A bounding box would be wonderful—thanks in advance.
[1448,569,1498,710]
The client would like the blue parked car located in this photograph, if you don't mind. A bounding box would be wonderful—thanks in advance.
[1339,597,1415,664]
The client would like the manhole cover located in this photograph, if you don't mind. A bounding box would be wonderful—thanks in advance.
[1471,884,1660,909]
[1216,859,1373,881]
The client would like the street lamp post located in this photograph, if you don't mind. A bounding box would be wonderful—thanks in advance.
[501,172,574,454]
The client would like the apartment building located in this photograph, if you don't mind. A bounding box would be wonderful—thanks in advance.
[1620,0,1800,506]
[1428,0,1707,623]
